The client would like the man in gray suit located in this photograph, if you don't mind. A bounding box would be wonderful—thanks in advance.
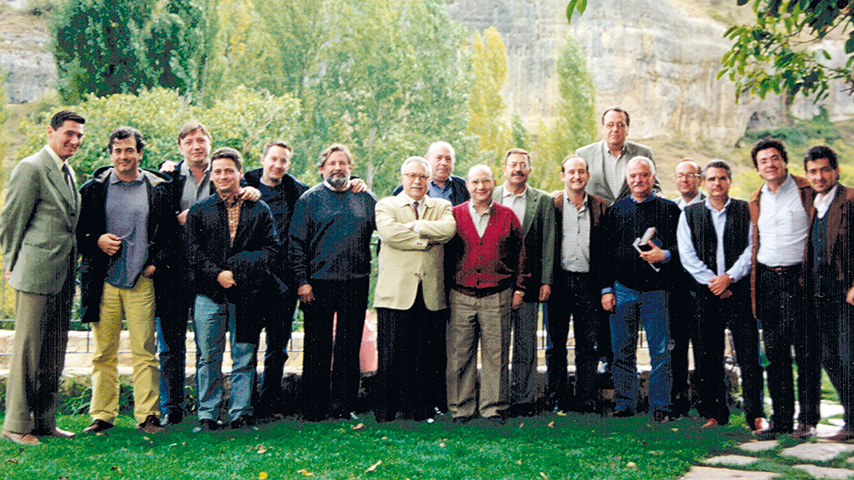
[575,107,658,204]
[493,148,555,416]
[0,110,85,445]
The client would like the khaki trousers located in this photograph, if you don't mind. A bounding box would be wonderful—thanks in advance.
[3,275,73,434]
[90,276,160,424]
[446,289,512,419]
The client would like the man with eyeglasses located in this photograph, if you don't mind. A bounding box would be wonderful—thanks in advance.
[575,107,659,205]
[492,148,555,417]
[373,157,456,422]
[670,159,705,417]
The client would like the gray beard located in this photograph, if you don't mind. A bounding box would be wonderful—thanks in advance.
[327,175,349,190]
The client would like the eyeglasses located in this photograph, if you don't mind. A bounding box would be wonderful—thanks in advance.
[604,122,627,129]
[505,162,530,170]
[403,172,430,181]
[674,174,700,180]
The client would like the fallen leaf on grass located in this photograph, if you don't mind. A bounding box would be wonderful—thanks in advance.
[671,428,678,432]
[259,472,268,479]
[518,422,524,428]
[438,442,446,447]
[366,460,381,472]
[351,423,365,431]
[516,460,522,465]
[381,436,388,440]
[258,446,268,454]
[555,411,567,417]
[547,421,555,428]
[539,473,549,480]
[5,459,18,463]
[626,462,637,470]
[297,469,314,477]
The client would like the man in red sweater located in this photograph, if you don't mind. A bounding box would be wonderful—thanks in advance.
[446,164,527,425]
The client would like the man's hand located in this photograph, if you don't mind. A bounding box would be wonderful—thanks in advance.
[238,186,261,202]
[4,272,10,281]
[639,242,666,264]
[350,178,367,193]
[539,285,551,302]
[512,291,524,309]
[847,286,854,306]
[601,293,616,312]
[160,160,178,173]
[142,265,156,278]
[177,209,189,226]
[217,270,236,289]
[298,284,314,304]
[97,233,122,256]
[550,190,562,199]
[708,274,732,297]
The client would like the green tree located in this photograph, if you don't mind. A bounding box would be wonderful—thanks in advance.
[467,27,511,170]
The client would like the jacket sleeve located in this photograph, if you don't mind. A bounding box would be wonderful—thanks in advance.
[147,185,178,273]
[185,205,224,288]
[539,194,556,286]
[288,197,311,287]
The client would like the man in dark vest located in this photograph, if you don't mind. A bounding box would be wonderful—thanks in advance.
[676,160,765,429]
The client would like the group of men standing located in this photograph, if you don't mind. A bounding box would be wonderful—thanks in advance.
[1,107,853,445]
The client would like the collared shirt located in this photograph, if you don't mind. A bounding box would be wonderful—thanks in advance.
[179,161,212,212]
[602,142,628,199]
[814,184,838,219]
[501,185,527,225]
[561,193,591,272]
[220,193,242,245]
[675,193,703,211]
[46,145,76,197]
[105,170,149,288]
[467,201,493,238]
[400,193,423,218]
[677,197,753,285]
[428,179,453,202]
[756,173,809,267]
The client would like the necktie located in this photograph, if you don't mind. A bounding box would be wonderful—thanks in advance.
[412,201,419,220]
[62,163,77,208]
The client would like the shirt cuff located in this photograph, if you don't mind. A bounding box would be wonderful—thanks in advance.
[662,250,671,263]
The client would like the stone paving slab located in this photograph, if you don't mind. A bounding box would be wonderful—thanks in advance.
[830,419,847,427]
[739,440,780,453]
[781,442,854,462]
[702,455,760,466]
[793,464,854,479]
[681,467,778,479]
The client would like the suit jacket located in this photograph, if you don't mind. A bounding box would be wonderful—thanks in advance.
[0,147,80,294]
[575,140,657,204]
[493,185,555,302]
[552,191,609,288]
[392,174,471,206]
[803,184,854,295]
[374,194,456,311]
[748,173,812,315]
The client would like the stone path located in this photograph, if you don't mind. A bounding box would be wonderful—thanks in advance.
[682,402,854,479]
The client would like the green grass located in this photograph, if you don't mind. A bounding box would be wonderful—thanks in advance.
[0,412,750,479]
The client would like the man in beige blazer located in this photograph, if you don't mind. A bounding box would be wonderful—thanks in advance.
[373,156,455,422]
[0,110,85,445]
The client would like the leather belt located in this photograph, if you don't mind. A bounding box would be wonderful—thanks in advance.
[758,263,801,275]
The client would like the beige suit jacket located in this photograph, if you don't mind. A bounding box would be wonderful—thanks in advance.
[374,194,455,311]
[0,147,80,295]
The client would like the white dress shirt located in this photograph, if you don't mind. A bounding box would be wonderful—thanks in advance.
[756,173,809,267]
[501,185,526,226]
[814,184,838,220]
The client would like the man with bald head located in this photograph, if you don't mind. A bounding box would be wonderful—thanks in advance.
[600,156,681,421]
[446,165,527,425]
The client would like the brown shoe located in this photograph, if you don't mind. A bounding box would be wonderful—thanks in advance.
[2,431,40,446]
[33,427,75,439]
[792,423,817,439]
[827,428,854,442]
[83,420,114,434]
[137,415,164,434]
[701,418,720,429]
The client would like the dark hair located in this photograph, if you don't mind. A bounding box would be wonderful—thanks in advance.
[804,144,838,170]
[263,140,293,158]
[210,147,243,170]
[108,126,145,153]
[702,160,732,180]
[750,137,788,169]
[601,107,630,127]
[317,143,353,168]
[177,121,211,143]
[560,154,588,172]
[504,148,531,165]
[50,110,85,129]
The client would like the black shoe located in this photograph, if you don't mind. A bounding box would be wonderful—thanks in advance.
[613,408,635,418]
[193,419,220,433]
[83,419,114,434]
[162,412,183,426]
[452,416,471,425]
[652,410,670,423]
[230,416,255,430]
[486,415,505,426]
[137,415,164,434]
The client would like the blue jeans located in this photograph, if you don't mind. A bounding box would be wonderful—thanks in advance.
[610,282,671,413]
[194,295,257,422]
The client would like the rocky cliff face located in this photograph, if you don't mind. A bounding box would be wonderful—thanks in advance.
[446,0,847,148]
[0,5,56,104]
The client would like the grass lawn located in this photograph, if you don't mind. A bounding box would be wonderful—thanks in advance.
[0,412,752,479]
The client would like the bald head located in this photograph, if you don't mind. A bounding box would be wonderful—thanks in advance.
[426,141,456,185]
[675,159,702,200]
[466,164,495,208]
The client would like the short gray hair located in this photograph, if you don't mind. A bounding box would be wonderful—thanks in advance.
[627,156,656,175]
[702,160,732,180]
[400,156,432,177]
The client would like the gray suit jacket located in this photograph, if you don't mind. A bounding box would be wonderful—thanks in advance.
[575,140,656,204]
[493,185,556,302]
[1,147,80,294]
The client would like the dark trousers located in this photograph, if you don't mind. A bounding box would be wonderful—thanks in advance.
[804,296,854,427]
[756,264,808,428]
[694,286,764,424]
[375,287,440,422]
[670,284,698,416]
[257,289,297,416]
[157,288,194,419]
[546,272,599,412]
[301,278,369,421]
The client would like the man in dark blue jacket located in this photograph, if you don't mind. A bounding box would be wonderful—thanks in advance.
[185,148,280,432]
